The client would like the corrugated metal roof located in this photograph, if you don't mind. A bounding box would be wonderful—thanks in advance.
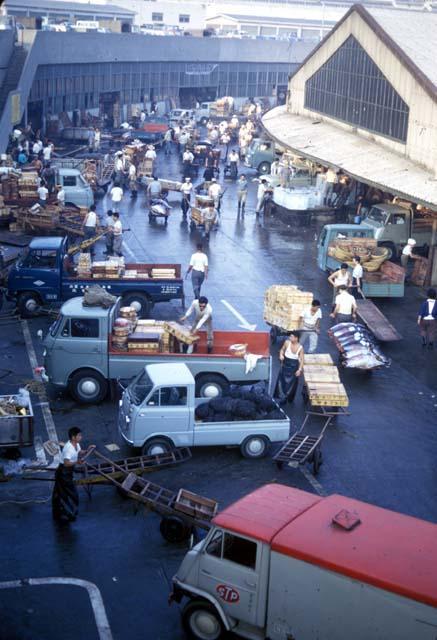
[366,8,437,89]
[262,107,437,208]
[4,0,135,16]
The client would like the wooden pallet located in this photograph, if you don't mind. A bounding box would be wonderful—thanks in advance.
[304,354,334,366]
[306,382,349,407]
[304,366,340,384]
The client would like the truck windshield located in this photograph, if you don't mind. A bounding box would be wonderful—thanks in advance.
[366,207,388,224]
[129,370,153,405]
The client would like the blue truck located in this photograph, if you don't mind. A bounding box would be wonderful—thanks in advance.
[6,236,184,317]
[317,224,405,298]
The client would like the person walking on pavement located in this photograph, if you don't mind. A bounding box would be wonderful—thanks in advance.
[299,299,322,353]
[229,148,239,178]
[147,175,162,205]
[328,263,352,303]
[180,177,193,218]
[110,183,123,212]
[275,331,304,404]
[186,243,208,298]
[182,148,194,179]
[82,204,98,253]
[164,129,172,156]
[111,212,123,257]
[208,178,222,211]
[52,426,95,523]
[180,296,214,353]
[237,174,248,215]
[417,288,437,349]
[330,285,357,323]
[351,256,364,298]
[128,162,138,198]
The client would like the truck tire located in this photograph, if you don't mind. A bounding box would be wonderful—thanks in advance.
[141,437,174,457]
[378,241,396,260]
[195,374,229,399]
[240,435,269,459]
[258,161,271,175]
[160,515,192,543]
[182,600,224,640]
[121,292,152,318]
[69,369,108,404]
[18,292,41,318]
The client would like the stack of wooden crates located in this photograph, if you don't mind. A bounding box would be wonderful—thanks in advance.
[303,354,349,407]
[264,285,313,331]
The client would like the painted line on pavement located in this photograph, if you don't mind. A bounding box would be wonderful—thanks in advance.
[0,577,113,640]
[300,467,327,496]
[20,320,60,462]
[221,299,257,331]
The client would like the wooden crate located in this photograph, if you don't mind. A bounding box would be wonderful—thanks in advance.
[307,382,349,407]
[164,321,199,345]
[304,366,340,384]
[174,489,218,519]
[304,354,334,366]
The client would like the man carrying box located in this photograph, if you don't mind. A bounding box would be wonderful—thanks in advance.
[180,296,213,353]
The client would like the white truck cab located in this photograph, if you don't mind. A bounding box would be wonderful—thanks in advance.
[172,484,437,640]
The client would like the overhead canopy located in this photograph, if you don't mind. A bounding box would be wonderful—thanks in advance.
[262,106,437,210]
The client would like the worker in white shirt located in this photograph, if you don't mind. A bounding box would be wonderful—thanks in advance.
[180,177,193,218]
[330,285,357,323]
[145,145,157,161]
[351,256,364,298]
[114,152,124,185]
[42,142,54,162]
[208,178,222,210]
[202,204,218,238]
[328,263,352,302]
[182,148,194,179]
[324,168,338,205]
[56,185,65,211]
[401,238,418,269]
[179,131,190,156]
[94,128,101,151]
[180,296,214,353]
[299,300,322,353]
[209,127,219,143]
[147,175,162,203]
[186,243,208,298]
[228,148,239,179]
[128,163,137,198]
[110,184,123,212]
[164,129,172,156]
[254,178,268,214]
[37,183,48,207]
[111,212,123,256]
[82,204,98,255]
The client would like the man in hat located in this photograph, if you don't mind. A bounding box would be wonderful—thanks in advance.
[401,238,419,271]
[180,177,193,218]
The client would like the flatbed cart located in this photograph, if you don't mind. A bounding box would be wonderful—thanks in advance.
[273,404,349,475]
[85,455,218,543]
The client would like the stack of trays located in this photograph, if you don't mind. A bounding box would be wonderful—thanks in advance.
[164,321,199,345]
[77,253,92,278]
[119,306,138,323]
[151,268,176,279]
[264,285,313,332]
[127,332,161,351]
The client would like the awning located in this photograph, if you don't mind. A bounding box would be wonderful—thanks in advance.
[262,106,437,209]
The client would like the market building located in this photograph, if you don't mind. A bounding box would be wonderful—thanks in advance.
[0,30,314,151]
[262,4,437,210]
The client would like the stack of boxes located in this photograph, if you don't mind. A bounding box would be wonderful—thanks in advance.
[264,285,313,331]
[91,258,125,279]
[164,321,200,346]
[151,268,176,279]
[17,172,39,199]
[111,317,174,353]
[77,253,92,278]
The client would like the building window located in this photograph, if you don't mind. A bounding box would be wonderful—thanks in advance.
[304,35,409,143]
[152,13,163,22]
[179,14,190,23]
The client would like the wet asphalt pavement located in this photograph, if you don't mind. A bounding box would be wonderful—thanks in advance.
[0,143,436,640]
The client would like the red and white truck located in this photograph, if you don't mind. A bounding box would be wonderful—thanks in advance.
[171,484,437,640]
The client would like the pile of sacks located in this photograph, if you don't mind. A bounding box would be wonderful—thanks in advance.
[195,385,283,423]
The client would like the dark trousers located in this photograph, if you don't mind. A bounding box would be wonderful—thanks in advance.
[191,270,205,299]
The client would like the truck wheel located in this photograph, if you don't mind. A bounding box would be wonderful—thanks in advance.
[141,437,174,457]
[378,241,396,260]
[121,292,152,318]
[160,516,192,543]
[240,435,269,459]
[18,292,41,318]
[182,600,224,640]
[195,374,229,399]
[69,369,108,404]
[258,161,271,175]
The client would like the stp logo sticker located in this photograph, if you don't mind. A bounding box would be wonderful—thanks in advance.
[216,584,240,604]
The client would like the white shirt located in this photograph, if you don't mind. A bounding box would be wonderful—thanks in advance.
[301,306,322,328]
[113,219,122,236]
[326,169,338,184]
[424,300,436,320]
[111,186,123,202]
[190,251,208,273]
[128,164,136,179]
[183,150,194,163]
[208,183,221,198]
[43,146,52,160]
[185,300,212,330]
[179,132,189,145]
[94,131,101,143]
[333,270,351,287]
[164,130,172,142]
[32,142,40,155]
[335,291,356,315]
[62,440,81,464]
[402,244,414,256]
[37,185,48,200]
[229,152,239,163]
[257,183,267,199]
[181,182,192,196]
[352,264,363,280]
[57,189,65,204]
[115,158,123,172]
[145,149,156,160]
[85,211,97,228]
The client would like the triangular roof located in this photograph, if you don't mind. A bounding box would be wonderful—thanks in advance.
[293,4,437,102]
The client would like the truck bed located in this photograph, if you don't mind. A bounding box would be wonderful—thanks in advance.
[66,263,182,281]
